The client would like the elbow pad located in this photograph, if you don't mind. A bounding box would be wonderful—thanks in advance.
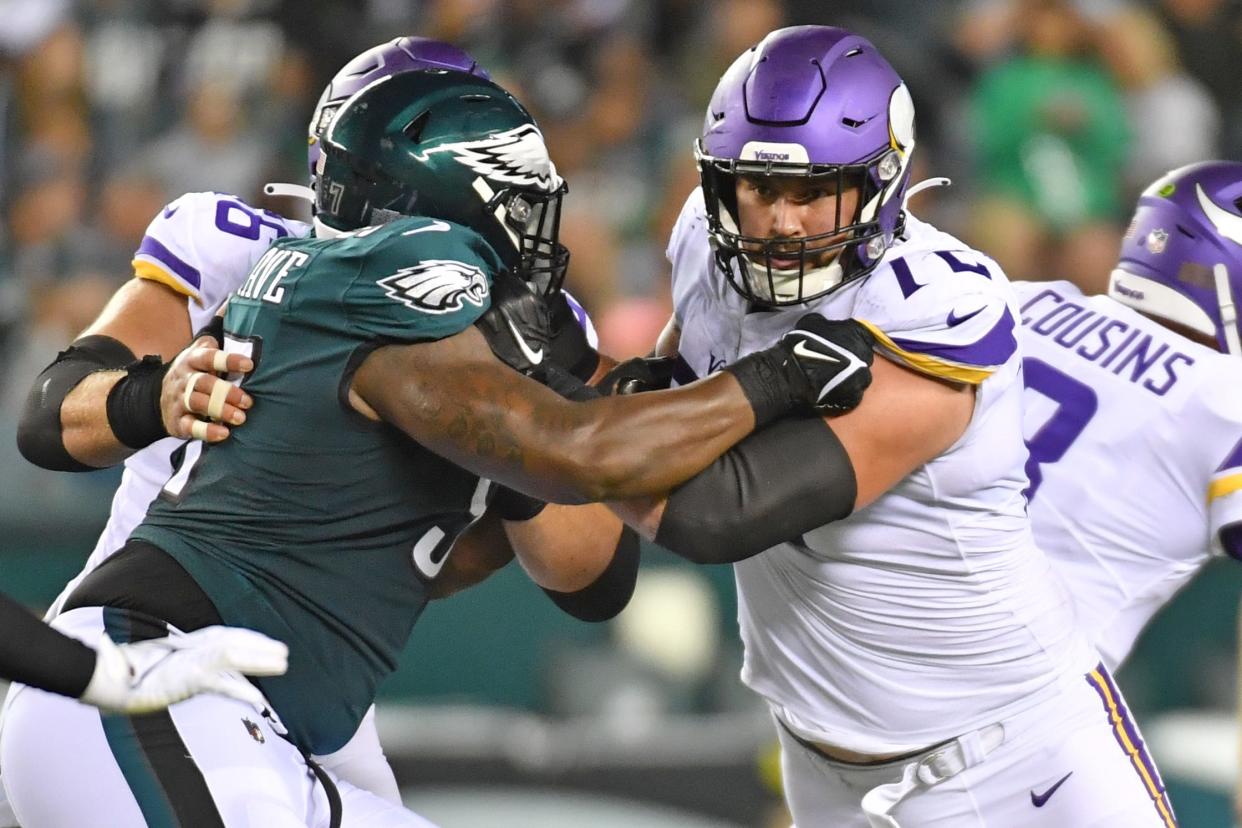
[542,527,640,622]
[16,335,137,472]
[655,417,856,564]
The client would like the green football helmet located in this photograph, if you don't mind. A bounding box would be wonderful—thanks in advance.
[315,70,570,294]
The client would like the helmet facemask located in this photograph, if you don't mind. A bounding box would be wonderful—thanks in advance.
[476,180,570,296]
[698,143,905,306]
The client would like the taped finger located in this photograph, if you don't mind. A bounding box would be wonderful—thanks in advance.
[190,420,211,441]
[183,372,207,411]
[212,350,231,373]
[206,380,231,421]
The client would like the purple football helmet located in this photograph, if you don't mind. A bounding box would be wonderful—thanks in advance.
[307,37,490,179]
[1109,161,1242,355]
[696,26,916,306]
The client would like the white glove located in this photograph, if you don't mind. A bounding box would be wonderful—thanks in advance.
[79,626,288,715]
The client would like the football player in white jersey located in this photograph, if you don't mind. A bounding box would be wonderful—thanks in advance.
[1016,160,1242,670]
[603,26,1178,827]
[5,38,503,823]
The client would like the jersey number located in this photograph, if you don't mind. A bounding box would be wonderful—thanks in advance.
[411,478,493,580]
[1022,358,1098,500]
[162,335,259,500]
[214,199,288,241]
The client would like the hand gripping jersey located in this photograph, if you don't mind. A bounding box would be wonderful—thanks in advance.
[48,193,309,617]
[668,189,1095,754]
[1017,280,1242,669]
[130,217,503,756]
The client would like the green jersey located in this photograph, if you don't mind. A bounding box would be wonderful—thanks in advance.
[133,216,502,754]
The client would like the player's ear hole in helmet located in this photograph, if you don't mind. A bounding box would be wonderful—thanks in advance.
[314,70,570,295]
[697,26,916,307]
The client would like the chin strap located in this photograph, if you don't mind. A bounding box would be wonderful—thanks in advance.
[263,182,315,203]
[1215,263,1242,355]
[903,177,952,208]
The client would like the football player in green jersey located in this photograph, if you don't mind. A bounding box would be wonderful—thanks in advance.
[2,70,874,827]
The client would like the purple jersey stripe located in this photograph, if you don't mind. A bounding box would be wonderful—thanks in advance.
[136,235,202,292]
[888,306,1017,369]
[1087,667,1178,827]
[1216,434,1242,473]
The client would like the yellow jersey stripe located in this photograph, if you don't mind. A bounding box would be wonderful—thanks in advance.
[857,320,995,385]
[132,258,199,300]
[1088,669,1177,828]
[1208,472,1242,503]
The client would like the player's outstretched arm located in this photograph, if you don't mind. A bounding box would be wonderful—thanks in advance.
[0,592,287,714]
[611,355,974,563]
[353,325,754,502]
[351,321,859,504]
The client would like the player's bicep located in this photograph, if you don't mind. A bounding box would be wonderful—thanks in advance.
[827,355,975,509]
[78,278,193,360]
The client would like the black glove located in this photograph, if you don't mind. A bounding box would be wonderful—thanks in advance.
[597,356,676,395]
[474,271,551,381]
[724,315,874,427]
[547,292,600,381]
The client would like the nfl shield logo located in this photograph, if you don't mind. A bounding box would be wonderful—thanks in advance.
[1147,228,1169,254]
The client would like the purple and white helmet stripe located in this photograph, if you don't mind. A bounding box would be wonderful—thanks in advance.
[1108,161,1242,356]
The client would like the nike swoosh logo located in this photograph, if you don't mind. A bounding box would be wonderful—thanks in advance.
[1030,771,1073,807]
[792,340,840,364]
[505,317,544,365]
[163,204,180,219]
[402,219,451,236]
[947,306,985,327]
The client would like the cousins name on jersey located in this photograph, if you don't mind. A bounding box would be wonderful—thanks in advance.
[1020,288,1194,397]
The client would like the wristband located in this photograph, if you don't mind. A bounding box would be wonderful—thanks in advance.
[721,348,807,429]
[106,356,171,449]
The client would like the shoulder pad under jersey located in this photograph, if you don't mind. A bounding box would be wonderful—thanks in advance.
[133,192,309,311]
[328,217,505,344]
[855,241,1018,385]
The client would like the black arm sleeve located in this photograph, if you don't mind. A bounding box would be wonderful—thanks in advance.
[542,527,640,622]
[0,593,97,699]
[654,417,856,564]
[16,335,138,472]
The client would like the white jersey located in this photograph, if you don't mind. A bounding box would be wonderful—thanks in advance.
[49,193,310,614]
[1016,280,1242,668]
[667,189,1095,754]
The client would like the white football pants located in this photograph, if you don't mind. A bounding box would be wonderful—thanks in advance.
[777,663,1177,827]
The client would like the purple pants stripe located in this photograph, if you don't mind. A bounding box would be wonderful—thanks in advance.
[1087,666,1178,827]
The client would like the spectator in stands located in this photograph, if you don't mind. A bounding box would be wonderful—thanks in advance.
[968,0,1129,293]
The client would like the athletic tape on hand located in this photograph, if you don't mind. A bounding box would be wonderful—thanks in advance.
[183,372,206,411]
[206,380,230,421]
[190,420,211,441]
[212,351,230,374]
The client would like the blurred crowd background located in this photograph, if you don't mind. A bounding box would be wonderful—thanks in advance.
[3,0,1242,825]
